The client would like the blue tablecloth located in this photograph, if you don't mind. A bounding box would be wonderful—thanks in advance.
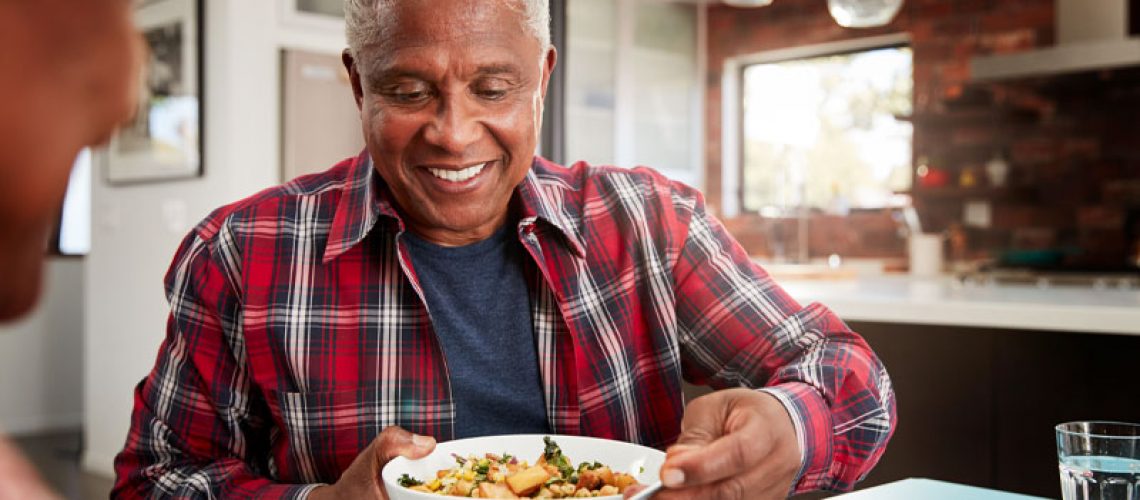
[832,478,1051,499]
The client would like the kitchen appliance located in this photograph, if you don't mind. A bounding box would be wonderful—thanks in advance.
[972,0,1140,81]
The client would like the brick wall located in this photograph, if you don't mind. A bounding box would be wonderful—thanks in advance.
[703,0,1140,268]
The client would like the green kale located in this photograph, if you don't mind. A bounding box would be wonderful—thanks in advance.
[577,461,604,472]
[542,436,562,461]
[397,473,423,487]
[474,459,491,475]
[542,437,575,479]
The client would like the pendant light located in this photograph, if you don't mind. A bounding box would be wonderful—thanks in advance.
[723,0,775,7]
[826,0,903,28]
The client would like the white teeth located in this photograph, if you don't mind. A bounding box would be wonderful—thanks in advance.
[427,162,487,182]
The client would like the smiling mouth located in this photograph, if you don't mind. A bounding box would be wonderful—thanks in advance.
[425,162,489,183]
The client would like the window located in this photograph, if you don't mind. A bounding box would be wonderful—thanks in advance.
[55,149,92,256]
[739,43,912,214]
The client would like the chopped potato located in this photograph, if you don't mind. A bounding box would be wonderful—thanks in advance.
[478,482,519,498]
[576,466,613,491]
[451,480,474,496]
[612,473,638,492]
[597,485,619,496]
[505,465,551,496]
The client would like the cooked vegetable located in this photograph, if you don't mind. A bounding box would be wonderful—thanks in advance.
[505,465,551,496]
[399,474,424,487]
[399,437,642,497]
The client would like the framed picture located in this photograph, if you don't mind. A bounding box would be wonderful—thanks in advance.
[107,0,203,184]
[280,0,345,32]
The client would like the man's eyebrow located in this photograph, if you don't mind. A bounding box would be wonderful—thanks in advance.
[367,63,521,83]
[473,63,522,76]
[370,68,430,82]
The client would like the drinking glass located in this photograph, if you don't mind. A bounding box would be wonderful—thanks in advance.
[1057,421,1140,500]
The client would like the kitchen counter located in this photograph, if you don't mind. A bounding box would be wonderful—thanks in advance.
[773,273,1140,336]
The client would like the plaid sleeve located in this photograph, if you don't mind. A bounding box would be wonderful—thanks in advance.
[671,191,896,493]
[112,229,319,499]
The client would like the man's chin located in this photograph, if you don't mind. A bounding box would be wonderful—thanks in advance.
[0,240,46,322]
[0,280,42,322]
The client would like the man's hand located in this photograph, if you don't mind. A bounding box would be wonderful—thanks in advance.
[309,426,436,500]
[626,388,801,500]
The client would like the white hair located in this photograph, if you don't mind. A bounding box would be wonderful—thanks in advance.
[344,0,550,58]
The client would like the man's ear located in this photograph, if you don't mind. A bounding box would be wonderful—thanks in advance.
[539,46,558,100]
[343,49,365,110]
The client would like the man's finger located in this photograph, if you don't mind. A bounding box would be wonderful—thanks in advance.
[373,426,436,465]
[653,457,787,500]
[669,393,728,450]
[621,483,647,499]
[660,423,767,489]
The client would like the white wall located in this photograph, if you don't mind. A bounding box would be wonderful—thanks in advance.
[0,259,84,435]
[82,0,346,477]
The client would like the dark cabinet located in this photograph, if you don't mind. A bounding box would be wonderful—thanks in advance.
[845,322,1140,498]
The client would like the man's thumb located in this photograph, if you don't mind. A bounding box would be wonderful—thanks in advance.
[373,426,436,465]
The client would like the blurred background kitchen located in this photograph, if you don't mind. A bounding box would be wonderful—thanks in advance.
[3,0,1138,498]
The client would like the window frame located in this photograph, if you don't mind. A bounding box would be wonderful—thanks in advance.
[720,33,911,218]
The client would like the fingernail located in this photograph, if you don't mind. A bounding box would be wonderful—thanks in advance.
[668,444,697,455]
[662,468,685,488]
[412,434,434,448]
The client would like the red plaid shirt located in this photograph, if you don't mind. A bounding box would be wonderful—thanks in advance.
[114,154,895,498]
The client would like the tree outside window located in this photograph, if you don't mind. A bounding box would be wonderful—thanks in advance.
[741,45,913,215]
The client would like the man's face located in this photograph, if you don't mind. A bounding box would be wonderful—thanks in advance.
[0,0,141,319]
[344,0,556,246]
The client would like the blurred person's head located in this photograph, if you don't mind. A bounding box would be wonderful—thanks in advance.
[0,0,141,320]
[341,0,556,246]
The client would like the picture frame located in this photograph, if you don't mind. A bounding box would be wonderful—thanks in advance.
[106,0,203,185]
[279,0,345,32]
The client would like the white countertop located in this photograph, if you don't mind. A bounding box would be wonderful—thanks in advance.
[774,274,1140,336]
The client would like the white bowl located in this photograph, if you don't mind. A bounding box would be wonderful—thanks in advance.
[381,434,666,500]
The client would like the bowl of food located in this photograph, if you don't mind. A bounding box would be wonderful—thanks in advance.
[381,434,665,499]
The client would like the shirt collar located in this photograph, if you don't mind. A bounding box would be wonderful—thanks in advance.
[323,154,585,263]
[514,157,586,258]
[323,152,393,263]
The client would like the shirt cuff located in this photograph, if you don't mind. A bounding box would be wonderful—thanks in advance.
[280,483,324,499]
[759,382,834,493]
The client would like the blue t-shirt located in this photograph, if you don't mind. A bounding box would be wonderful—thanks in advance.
[403,224,550,438]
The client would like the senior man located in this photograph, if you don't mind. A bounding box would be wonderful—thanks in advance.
[115,0,895,498]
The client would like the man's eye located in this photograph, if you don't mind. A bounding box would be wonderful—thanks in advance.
[473,80,511,101]
[379,83,433,104]
[476,89,508,100]
[388,90,431,104]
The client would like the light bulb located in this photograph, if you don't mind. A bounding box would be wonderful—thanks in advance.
[827,0,903,28]
[723,0,775,7]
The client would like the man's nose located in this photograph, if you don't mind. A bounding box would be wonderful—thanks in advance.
[422,95,482,155]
